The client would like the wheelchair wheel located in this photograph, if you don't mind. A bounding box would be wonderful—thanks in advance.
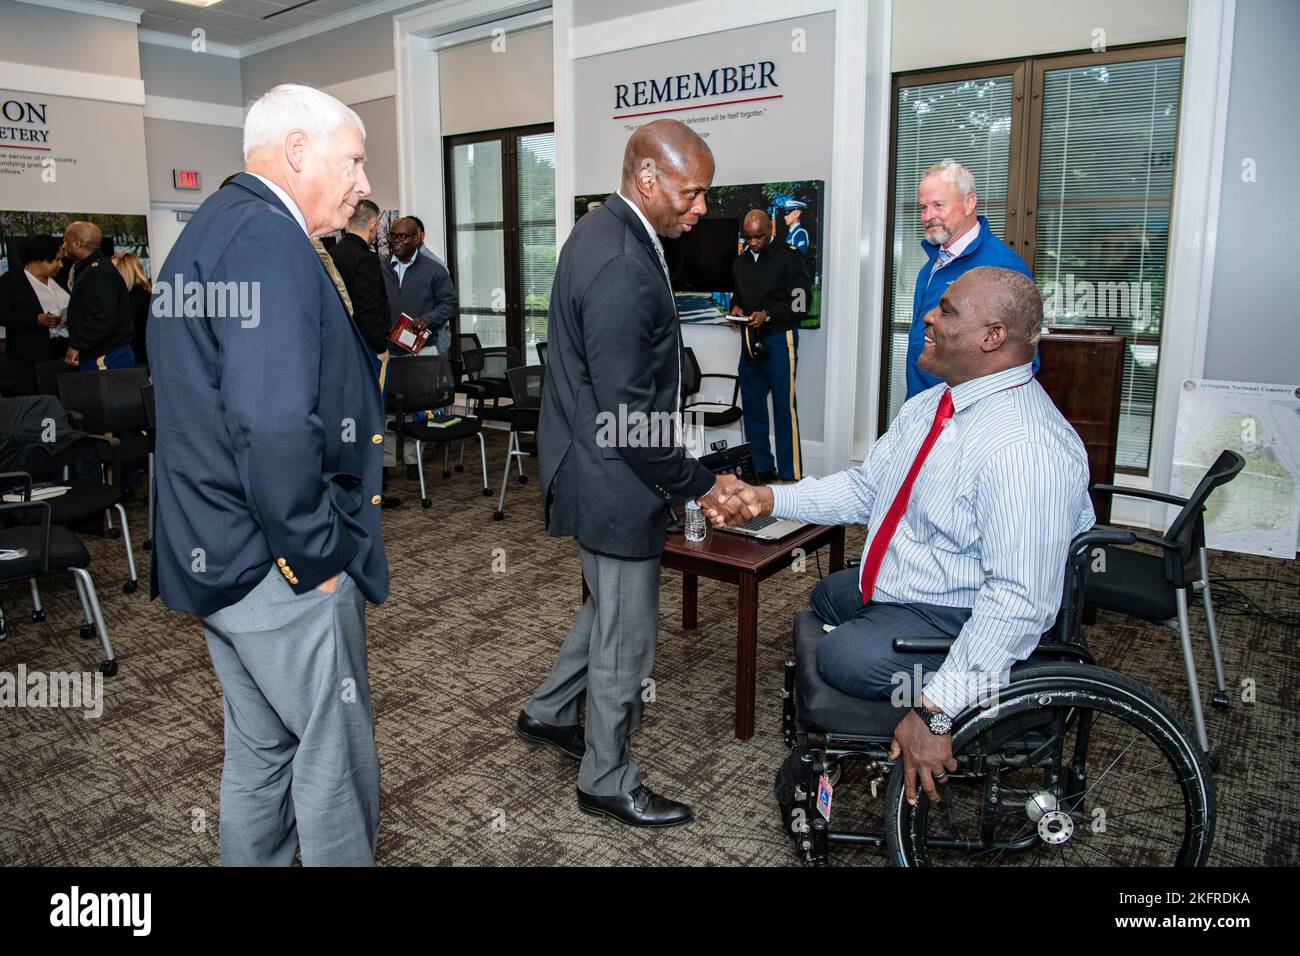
[885,662,1214,867]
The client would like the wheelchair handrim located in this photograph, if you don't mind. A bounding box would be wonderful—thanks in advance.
[888,667,1214,867]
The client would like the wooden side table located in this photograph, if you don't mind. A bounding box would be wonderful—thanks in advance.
[581,523,845,740]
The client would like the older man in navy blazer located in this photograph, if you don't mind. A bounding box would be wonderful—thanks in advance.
[148,84,388,866]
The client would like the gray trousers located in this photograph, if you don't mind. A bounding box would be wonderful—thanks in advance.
[526,544,660,796]
[202,567,379,866]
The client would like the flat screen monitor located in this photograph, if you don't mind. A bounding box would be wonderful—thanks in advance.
[662,217,738,293]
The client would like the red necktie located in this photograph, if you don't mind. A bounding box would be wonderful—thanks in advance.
[860,389,954,604]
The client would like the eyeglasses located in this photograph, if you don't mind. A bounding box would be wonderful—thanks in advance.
[389,231,417,240]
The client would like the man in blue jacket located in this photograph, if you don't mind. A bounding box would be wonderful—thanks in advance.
[149,84,388,866]
[907,159,1035,398]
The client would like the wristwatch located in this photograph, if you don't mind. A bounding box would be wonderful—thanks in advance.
[913,705,952,736]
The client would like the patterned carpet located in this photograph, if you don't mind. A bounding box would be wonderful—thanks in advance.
[1,427,1296,866]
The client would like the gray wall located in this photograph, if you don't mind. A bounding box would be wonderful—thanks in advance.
[139,43,245,106]
[892,0,1187,72]
[572,0,689,27]
[1202,0,1299,386]
[439,24,553,135]
[0,0,139,78]
[143,118,243,205]
[352,97,400,212]
[240,4,426,96]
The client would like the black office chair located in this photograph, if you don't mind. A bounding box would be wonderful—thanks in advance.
[778,525,1215,867]
[681,346,742,429]
[33,359,68,397]
[51,371,146,592]
[493,365,544,521]
[1084,449,1246,755]
[57,367,152,486]
[0,472,118,676]
[387,353,491,507]
[477,345,524,423]
[536,342,548,366]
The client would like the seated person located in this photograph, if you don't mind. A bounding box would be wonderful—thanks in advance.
[703,266,1094,805]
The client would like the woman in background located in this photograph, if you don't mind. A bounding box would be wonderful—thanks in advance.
[114,252,152,370]
[0,235,68,395]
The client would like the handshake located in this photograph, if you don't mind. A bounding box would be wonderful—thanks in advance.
[697,475,774,529]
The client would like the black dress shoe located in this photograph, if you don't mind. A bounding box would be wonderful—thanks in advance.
[380,495,402,509]
[516,710,585,761]
[577,784,694,828]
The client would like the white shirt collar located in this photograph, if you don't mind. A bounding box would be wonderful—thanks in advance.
[390,253,417,277]
[941,219,981,259]
[248,173,308,235]
[949,362,1034,413]
[616,189,662,250]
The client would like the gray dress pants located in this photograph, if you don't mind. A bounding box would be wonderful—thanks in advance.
[526,544,660,796]
[202,567,379,866]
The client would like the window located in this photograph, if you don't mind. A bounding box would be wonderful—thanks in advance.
[881,44,1184,474]
[445,125,556,362]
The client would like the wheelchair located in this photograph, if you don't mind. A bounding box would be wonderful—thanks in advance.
[776,526,1216,866]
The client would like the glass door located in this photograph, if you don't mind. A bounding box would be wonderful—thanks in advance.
[445,125,556,363]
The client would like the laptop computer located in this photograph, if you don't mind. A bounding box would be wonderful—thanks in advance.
[699,444,808,541]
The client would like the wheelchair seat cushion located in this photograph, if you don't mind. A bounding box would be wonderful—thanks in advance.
[793,610,904,738]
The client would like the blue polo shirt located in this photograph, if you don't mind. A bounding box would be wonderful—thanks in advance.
[906,215,1036,398]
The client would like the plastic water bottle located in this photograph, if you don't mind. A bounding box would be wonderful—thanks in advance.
[684,500,708,542]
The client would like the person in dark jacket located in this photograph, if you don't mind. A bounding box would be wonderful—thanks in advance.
[729,209,812,481]
[520,119,741,829]
[60,221,135,371]
[114,251,152,370]
[328,199,401,509]
[327,199,391,362]
[0,235,66,394]
[382,216,457,355]
[149,83,388,866]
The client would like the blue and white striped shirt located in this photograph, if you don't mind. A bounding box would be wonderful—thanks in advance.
[770,363,1095,715]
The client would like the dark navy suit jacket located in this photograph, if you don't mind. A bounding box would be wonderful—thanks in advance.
[147,173,389,616]
[539,192,715,559]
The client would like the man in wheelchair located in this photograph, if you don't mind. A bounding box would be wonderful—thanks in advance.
[704,267,1215,866]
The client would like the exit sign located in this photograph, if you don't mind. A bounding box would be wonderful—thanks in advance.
[173,169,201,190]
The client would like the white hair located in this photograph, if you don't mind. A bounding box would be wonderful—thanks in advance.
[920,159,977,197]
[242,83,365,161]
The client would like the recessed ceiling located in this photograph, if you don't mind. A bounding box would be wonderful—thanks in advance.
[102,0,386,49]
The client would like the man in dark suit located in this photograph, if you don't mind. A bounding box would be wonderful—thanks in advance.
[0,235,66,395]
[382,216,457,355]
[328,198,401,509]
[730,208,812,482]
[518,119,742,828]
[148,83,389,866]
[60,221,135,371]
[328,198,391,362]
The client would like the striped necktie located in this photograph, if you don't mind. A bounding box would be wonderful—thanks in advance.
[311,237,352,317]
[859,389,955,604]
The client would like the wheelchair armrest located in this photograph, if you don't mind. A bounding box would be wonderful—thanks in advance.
[1091,483,1189,508]
[892,636,954,653]
[64,409,83,429]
